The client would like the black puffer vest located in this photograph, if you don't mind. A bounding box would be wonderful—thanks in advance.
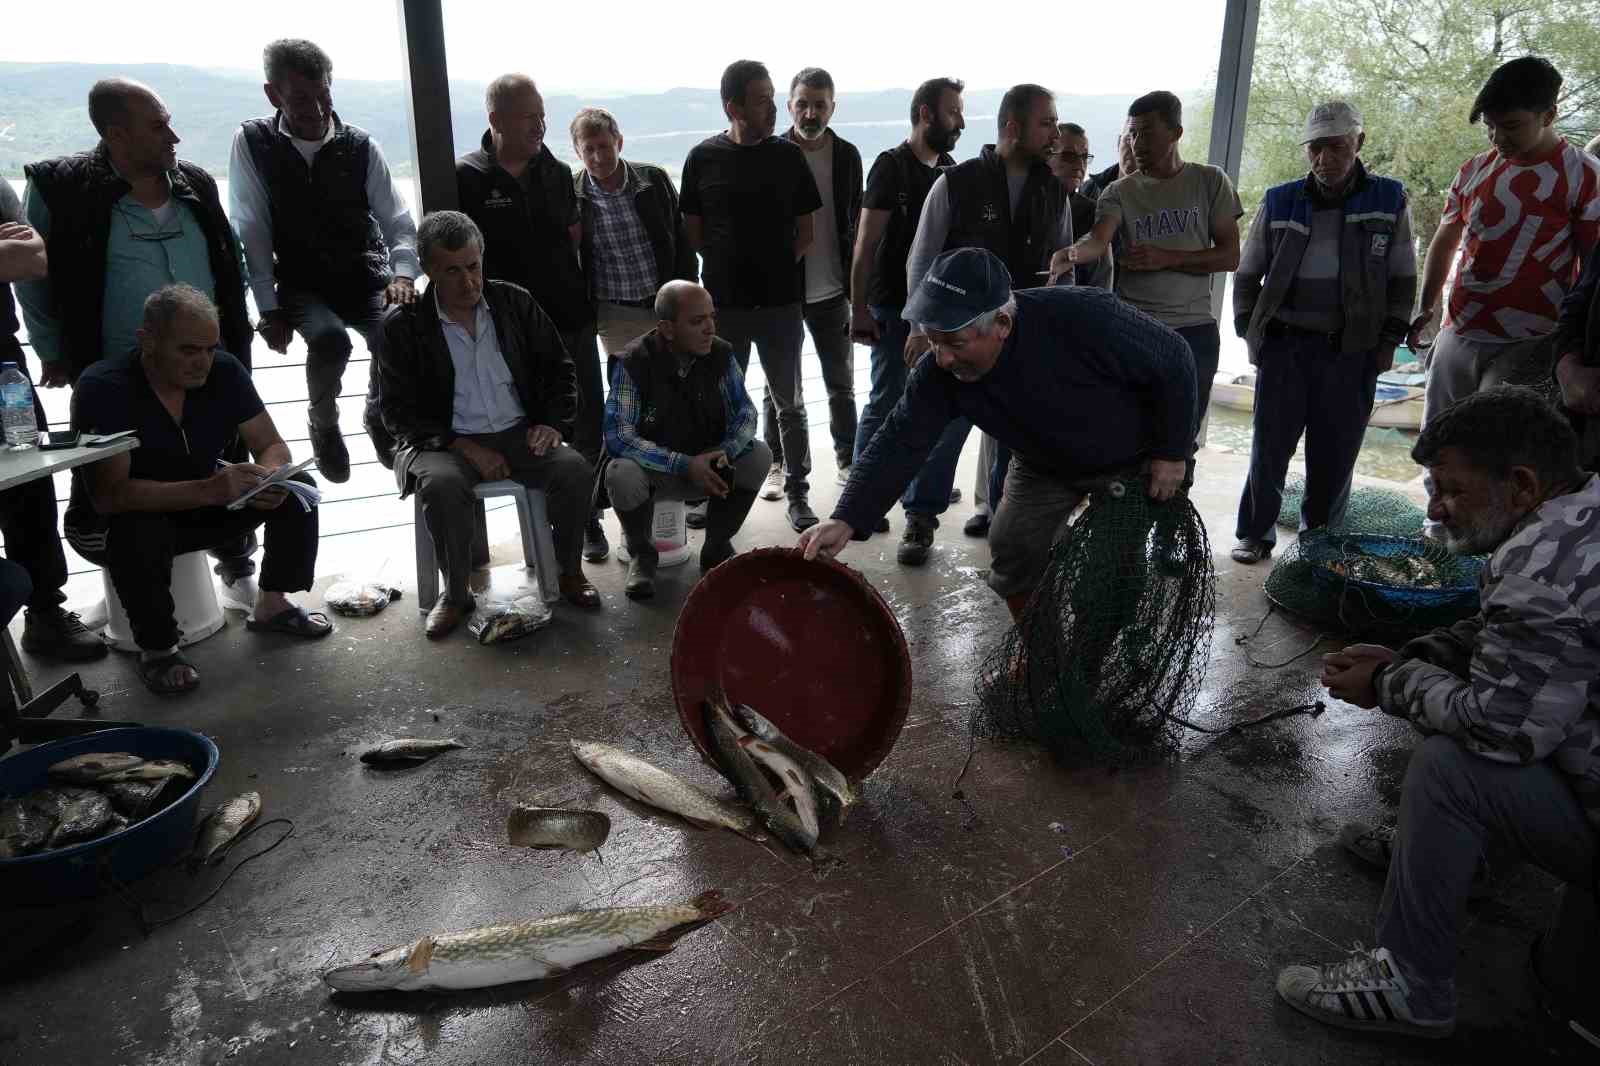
[615,331,730,457]
[23,145,253,378]
[239,113,389,307]
[942,145,1067,289]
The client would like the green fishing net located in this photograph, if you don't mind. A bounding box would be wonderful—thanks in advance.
[1263,531,1484,643]
[973,479,1216,763]
[1276,474,1427,538]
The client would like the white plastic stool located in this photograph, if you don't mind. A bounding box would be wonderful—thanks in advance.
[415,480,560,611]
[102,550,226,652]
[616,499,691,568]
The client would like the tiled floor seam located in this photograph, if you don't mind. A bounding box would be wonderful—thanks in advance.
[1052,854,1310,1042]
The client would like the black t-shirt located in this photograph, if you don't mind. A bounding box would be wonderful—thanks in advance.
[66,349,265,531]
[862,143,955,309]
[680,134,822,309]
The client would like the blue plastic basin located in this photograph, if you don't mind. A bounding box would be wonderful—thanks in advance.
[0,727,219,902]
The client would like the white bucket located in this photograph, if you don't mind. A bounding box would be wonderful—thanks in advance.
[102,550,226,652]
[617,500,691,568]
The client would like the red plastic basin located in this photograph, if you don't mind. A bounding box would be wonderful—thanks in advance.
[671,547,912,781]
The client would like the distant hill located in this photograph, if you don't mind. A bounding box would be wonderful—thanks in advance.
[0,62,1147,181]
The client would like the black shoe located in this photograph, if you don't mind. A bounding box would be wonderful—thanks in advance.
[852,514,890,542]
[583,513,611,563]
[786,496,819,532]
[897,514,936,566]
[685,501,708,530]
[700,539,736,571]
[949,488,963,505]
[963,512,990,537]
[624,554,656,600]
[875,516,891,533]
[21,607,108,662]
[310,423,350,484]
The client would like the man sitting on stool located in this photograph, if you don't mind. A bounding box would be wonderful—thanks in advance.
[373,211,600,639]
[67,284,329,696]
[604,280,770,600]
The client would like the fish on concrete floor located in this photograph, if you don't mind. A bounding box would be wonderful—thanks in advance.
[193,792,263,867]
[506,806,610,852]
[359,739,466,765]
[730,701,858,824]
[704,699,818,855]
[322,890,733,992]
[569,740,760,839]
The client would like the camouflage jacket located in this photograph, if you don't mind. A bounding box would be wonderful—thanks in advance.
[1379,474,1600,827]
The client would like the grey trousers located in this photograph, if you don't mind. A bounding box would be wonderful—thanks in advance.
[278,286,387,431]
[767,294,856,471]
[1377,735,1598,1007]
[596,302,657,357]
[408,428,593,602]
[987,455,1143,598]
[720,304,810,497]
[1422,327,1555,428]
[604,442,772,511]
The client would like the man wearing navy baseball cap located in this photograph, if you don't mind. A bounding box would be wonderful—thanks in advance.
[798,247,1198,618]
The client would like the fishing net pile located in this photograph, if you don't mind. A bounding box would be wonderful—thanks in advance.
[1276,474,1427,538]
[973,478,1216,763]
[1263,531,1484,643]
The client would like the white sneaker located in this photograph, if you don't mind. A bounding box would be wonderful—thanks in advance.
[836,464,852,487]
[218,575,259,613]
[1276,945,1454,1038]
[760,464,785,501]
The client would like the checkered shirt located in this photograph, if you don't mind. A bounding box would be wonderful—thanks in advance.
[586,170,658,302]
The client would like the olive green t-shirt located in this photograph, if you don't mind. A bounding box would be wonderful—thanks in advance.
[1096,162,1242,328]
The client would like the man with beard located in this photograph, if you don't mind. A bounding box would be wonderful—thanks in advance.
[1283,387,1600,1045]
[778,68,861,491]
[1065,91,1242,468]
[230,38,420,485]
[681,60,823,533]
[1231,102,1417,565]
[459,74,610,562]
[849,77,969,547]
[901,83,1074,563]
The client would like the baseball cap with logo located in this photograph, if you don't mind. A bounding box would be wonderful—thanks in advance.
[903,248,1014,333]
[1301,101,1364,144]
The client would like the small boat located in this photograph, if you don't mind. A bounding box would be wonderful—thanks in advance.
[1210,371,1424,431]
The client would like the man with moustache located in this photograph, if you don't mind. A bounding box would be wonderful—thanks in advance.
[458,74,610,562]
[778,67,862,489]
[1050,122,1111,289]
[849,76,970,546]
[680,59,824,533]
[903,83,1074,560]
[20,76,257,640]
[1231,102,1417,565]
[230,38,420,486]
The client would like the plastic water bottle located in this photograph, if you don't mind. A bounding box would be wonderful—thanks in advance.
[1,362,39,450]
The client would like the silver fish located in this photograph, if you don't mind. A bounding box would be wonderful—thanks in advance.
[569,740,759,838]
[359,738,466,765]
[193,792,262,866]
[704,700,818,854]
[47,752,146,784]
[506,806,610,852]
[101,779,181,820]
[91,759,196,784]
[730,702,858,823]
[47,787,115,847]
[323,890,732,992]
[0,793,57,858]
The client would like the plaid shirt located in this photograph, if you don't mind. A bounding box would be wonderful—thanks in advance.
[585,170,657,302]
[604,350,757,475]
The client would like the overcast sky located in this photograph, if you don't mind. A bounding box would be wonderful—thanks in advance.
[2,0,1227,95]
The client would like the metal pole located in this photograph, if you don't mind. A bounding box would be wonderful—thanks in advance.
[395,0,457,213]
[1207,0,1261,183]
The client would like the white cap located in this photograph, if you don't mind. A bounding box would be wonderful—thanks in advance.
[1301,101,1363,144]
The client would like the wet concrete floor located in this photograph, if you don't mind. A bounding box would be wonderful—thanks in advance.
[0,438,1570,1065]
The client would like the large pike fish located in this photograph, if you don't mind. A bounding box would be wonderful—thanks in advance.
[569,740,760,838]
[322,891,732,992]
[704,696,819,854]
[728,702,858,824]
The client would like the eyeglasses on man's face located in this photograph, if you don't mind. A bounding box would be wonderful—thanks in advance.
[1055,151,1095,165]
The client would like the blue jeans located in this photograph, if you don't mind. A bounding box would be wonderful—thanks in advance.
[1174,321,1222,440]
[853,305,970,521]
[1234,330,1376,545]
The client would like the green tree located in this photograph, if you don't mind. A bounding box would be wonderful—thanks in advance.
[1240,0,1600,240]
